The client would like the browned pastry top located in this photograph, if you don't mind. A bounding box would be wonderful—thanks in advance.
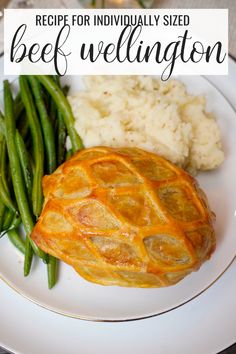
[31,147,216,287]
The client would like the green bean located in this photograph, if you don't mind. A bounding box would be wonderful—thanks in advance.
[57,111,67,165]
[42,89,50,111]
[19,76,44,219]
[26,77,58,284]
[15,130,33,200]
[0,201,5,232]
[2,107,28,140]
[24,237,33,276]
[7,229,26,254]
[14,92,21,105]
[0,134,17,212]
[35,75,84,153]
[13,93,25,123]
[1,209,21,237]
[15,100,24,121]
[0,135,8,191]
[42,76,60,288]
[16,130,33,277]
[17,111,29,141]
[53,78,68,166]
[2,209,14,231]
[0,116,18,214]
[57,82,70,165]
[0,173,15,212]
[47,77,60,135]
[66,149,73,160]
[47,255,58,289]
[27,76,56,174]
[16,122,33,275]
[29,153,35,176]
[31,75,59,288]
[4,80,46,261]
[0,115,5,136]
[0,114,7,185]
[9,213,22,230]
[49,93,57,128]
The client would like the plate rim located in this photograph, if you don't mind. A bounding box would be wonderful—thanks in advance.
[0,255,235,322]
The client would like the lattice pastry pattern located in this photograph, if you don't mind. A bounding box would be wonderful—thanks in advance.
[32,147,216,287]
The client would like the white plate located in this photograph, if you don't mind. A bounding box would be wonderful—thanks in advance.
[0,68,236,323]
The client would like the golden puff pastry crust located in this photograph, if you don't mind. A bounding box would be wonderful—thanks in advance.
[31,147,216,287]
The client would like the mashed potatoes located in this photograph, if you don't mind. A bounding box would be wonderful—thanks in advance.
[68,76,224,173]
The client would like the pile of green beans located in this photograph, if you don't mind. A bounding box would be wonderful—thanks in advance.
[0,75,83,288]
